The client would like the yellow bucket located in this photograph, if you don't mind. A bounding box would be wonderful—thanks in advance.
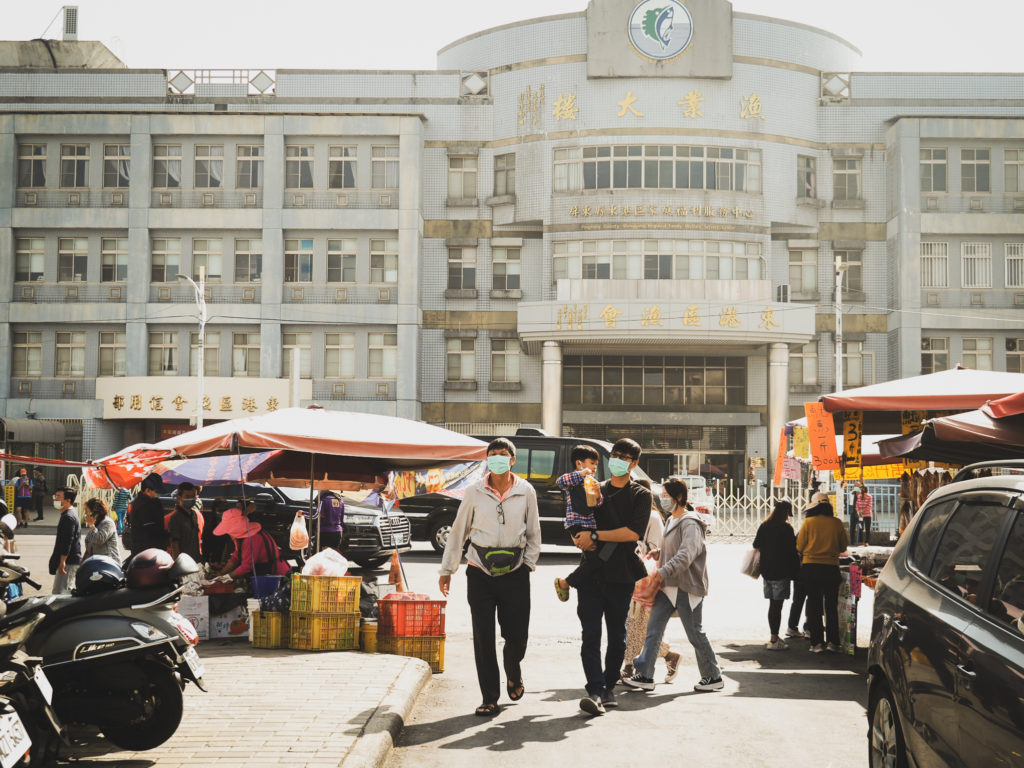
[360,620,378,653]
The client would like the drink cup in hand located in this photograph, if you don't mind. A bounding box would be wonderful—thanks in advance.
[583,475,600,507]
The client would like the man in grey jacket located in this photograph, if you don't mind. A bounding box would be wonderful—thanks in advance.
[439,438,542,716]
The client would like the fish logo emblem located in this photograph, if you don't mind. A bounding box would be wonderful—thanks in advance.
[628,0,693,60]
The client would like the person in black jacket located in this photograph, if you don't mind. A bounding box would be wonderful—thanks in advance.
[753,499,801,650]
[49,486,82,594]
[126,473,170,556]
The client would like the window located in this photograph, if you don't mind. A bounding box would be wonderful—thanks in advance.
[707,147,761,193]
[55,331,86,377]
[234,239,262,283]
[675,146,705,189]
[57,237,88,282]
[988,512,1024,629]
[15,237,44,282]
[368,332,397,378]
[447,247,476,290]
[928,503,1007,603]
[103,144,130,188]
[189,331,219,377]
[284,238,313,282]
[562,355,746,407]
[494,153,515,196]
[17,143,46,188]
[843,341,865,388]
[492,247,521,290]
[327,239,356,283]
[526,449,557,481]
[192,238,222,282]
[553,147,582,192]
[789,343,818,386]
[921,337,949,375]
[491,338,520,383]
[797,155,817,198]
[60,144,89,188]
[448,156,477,199]
[232,332,260,377]
[369,239,398,283]
[101,237,128,282]
[148,331,178,376]
[962,337,993,370]
[836,250,863,293]
[281,332,312,378]
[194,145,223,188]
[920,242,949,288]
[1007,243,1024,288]
[961,242,992,288]
[12,331,42,376]
[236,145,264,189]
[832,158,861,201]
[98,331,126,376]
[788,251,817,294]
[152,144,181,188]
[325,333,355,378]
[1006,149,1024,193]
[371,145,399,188]
[151,238,181,283]
[961,148,991,193]
[909,499,957,571]
[446,339,475,381]
[328,146,357,188]
[920,148,947,193]
[286,145,314,189]
[574,144,761,192]
[552,239,763,282]
[1005,339,1024,374]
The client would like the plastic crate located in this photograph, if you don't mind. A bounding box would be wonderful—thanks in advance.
[251,611,289,649]
[378,635,445,674]
[289,611,360,651]
[378,598,446,637]
[289,574,361,613]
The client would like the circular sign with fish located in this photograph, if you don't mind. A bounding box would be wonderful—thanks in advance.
[627,0,693,60]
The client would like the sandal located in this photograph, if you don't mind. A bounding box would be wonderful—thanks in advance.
[554,577,570,602]
[475,702,501,717]
[507,680,524,701]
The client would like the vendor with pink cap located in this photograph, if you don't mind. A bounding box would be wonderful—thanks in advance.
[212,503,290,579]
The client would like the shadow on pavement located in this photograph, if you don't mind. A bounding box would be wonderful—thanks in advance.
[438,712,592,751]
[725,670,867,707]
[719,642,867,673]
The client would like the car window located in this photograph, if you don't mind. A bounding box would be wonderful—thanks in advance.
[928,502,1009,606]
[512,448,530,480]
[909,499,957,572]
[529,449,557,482]
[988,510,1024,632]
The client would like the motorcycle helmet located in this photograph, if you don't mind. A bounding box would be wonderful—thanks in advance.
[74,555,126,596]
[125,548,175,589]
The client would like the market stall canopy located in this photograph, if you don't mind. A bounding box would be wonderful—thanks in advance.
[878,405,1024,464]
[821,368,1024,413]
[155,450,283,486]
[983,391,1024,420]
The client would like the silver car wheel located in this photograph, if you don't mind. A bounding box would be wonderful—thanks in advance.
[870,695,899,768]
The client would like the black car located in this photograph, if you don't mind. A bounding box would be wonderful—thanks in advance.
[158,483,411,569]
[867,461,1024,768]
[398,432,663,552]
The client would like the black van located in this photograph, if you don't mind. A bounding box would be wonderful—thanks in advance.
[398,432,663,552]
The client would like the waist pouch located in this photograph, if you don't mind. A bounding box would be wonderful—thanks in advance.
[474,545,524,576]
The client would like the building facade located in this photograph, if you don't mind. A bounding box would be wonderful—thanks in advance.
[1,0,1022,481]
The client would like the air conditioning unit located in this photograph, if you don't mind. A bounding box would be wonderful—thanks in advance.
[776,284,791,303]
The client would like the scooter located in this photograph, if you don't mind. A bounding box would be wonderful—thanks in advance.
[0,551,205,752]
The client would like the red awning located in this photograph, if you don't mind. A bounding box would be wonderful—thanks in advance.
[983,391,1024,420]
[821,368,1024,413]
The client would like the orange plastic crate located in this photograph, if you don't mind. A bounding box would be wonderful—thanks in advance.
[251,611,289,649]
[289,574,361,613]
[378,635,445,673]
[378,599,446,637]
[289,611,360,651]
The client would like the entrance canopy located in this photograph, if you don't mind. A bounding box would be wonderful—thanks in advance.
[821,368,1024,413]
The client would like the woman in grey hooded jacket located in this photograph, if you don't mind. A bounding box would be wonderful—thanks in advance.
[623,478,723,693]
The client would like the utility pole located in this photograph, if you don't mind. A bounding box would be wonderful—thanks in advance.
[177,268,207,429]
[835,255,845,393]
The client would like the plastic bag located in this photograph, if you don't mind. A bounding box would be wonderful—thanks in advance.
[631,555,659,607]
[741,548,761,580]
[289,511,310,551]
[300,547,349,576]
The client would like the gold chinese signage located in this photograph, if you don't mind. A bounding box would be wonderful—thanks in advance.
[96,377,311,420]
[568,202,755,220]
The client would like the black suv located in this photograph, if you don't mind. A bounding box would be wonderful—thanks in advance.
[159,483,411,569]
[398,432,662,552]
[867,461,1024,768]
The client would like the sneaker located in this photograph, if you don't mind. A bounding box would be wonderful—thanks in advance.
[620,663,634,682]
[825,642,840,653]
[621,674,655,692]
[664,652,681,683]
[809,644,825,654]
[578,695,605,716]
[693,677,724,692]
[785,627,805,639]
[765,639,789,651]
[600,690,618,708]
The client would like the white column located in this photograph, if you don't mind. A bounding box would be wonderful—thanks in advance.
[541,341,563,436]
[768,342,790,484]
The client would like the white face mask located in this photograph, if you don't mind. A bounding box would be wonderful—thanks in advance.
[53,500,63,510]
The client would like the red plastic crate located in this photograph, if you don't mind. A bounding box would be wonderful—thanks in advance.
[378,599,446,637]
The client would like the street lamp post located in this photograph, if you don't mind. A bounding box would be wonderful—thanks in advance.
[176,269,207,429]
[834,255,849,394]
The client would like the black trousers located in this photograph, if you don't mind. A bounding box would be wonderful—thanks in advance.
[576,579,633,697]
[801,563,841,646]
[467,565,531,705]
[788,580,806,630]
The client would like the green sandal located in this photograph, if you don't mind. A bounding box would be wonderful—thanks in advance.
[554,578,570,602]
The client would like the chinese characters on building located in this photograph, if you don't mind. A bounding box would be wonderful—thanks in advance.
[111,393,280,414]
[568,203,754,220]
[555,303,789,334]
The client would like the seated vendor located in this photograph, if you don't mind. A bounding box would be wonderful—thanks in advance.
[213,505,290,579]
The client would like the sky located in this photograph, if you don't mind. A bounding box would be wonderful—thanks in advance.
[7,1,1024,74]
